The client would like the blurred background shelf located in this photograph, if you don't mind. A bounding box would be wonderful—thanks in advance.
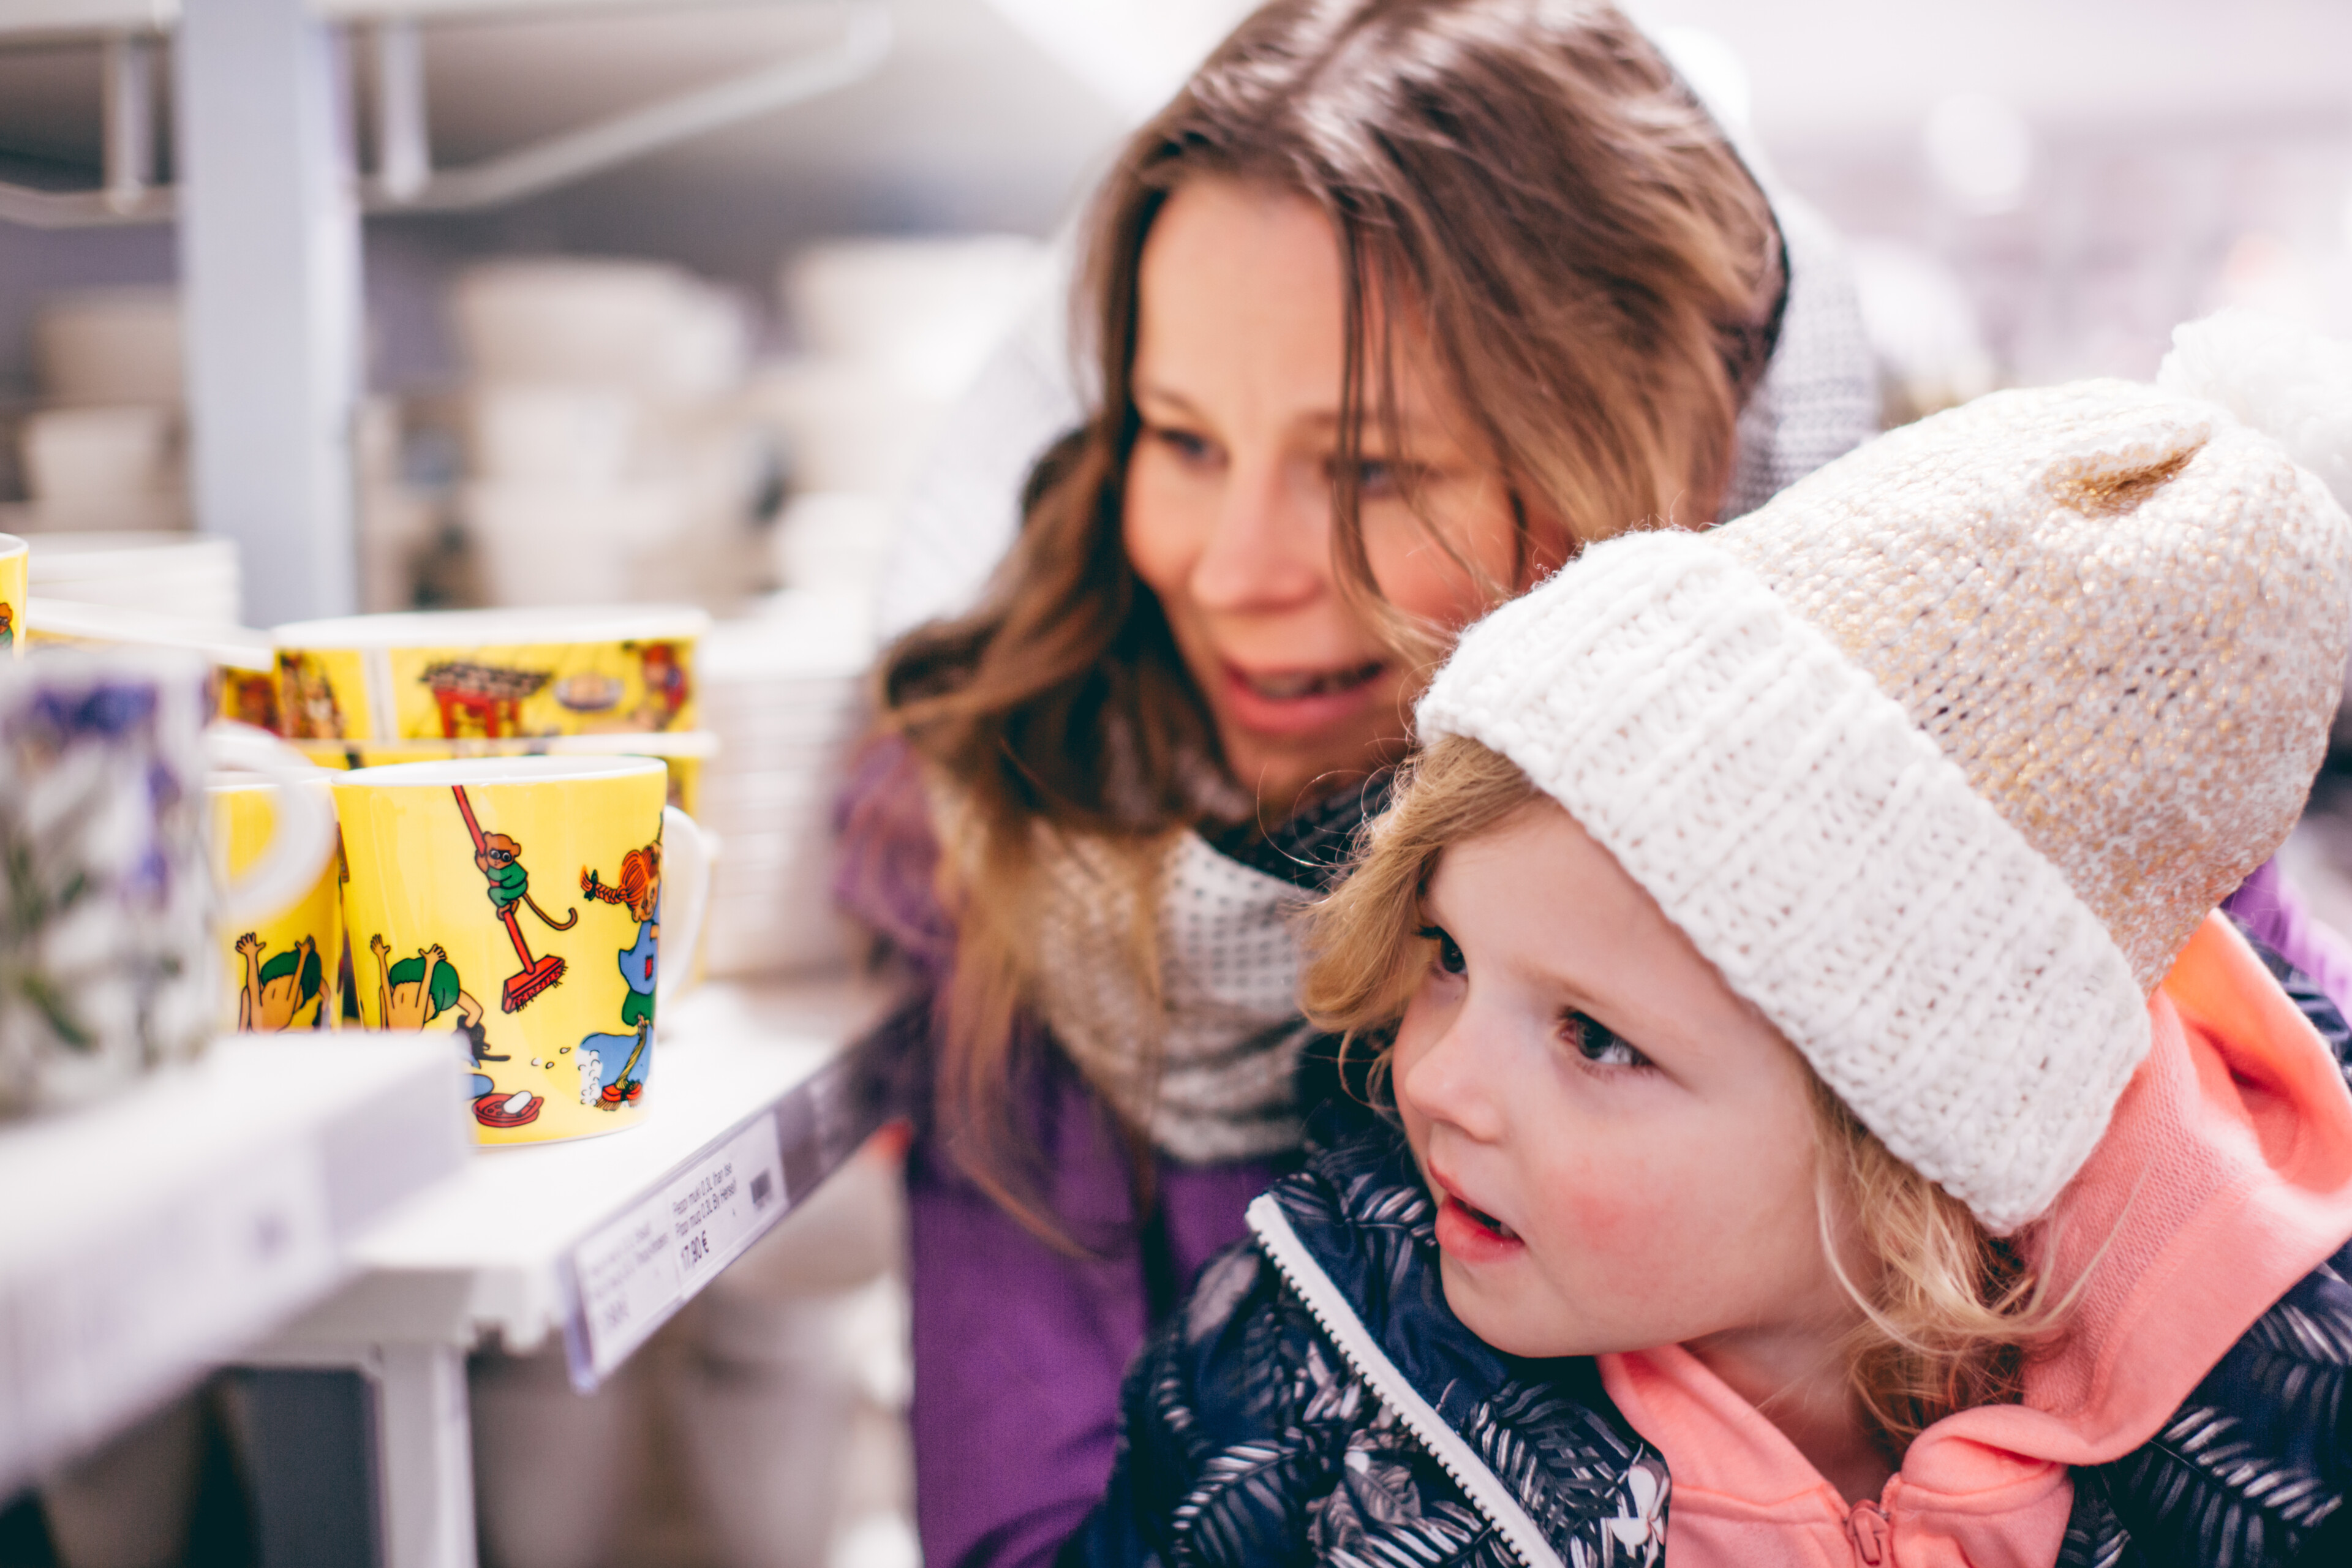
[232,974,900,1568]
[0,1031,469,1498]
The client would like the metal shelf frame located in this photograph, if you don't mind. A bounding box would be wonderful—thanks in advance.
[0,0,890,625]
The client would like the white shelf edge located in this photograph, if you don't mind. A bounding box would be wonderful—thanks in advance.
[260,976,897,1390]
[0,1033,472,1491]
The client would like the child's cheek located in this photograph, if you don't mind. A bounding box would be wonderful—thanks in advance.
[1543,1148,1686,1273]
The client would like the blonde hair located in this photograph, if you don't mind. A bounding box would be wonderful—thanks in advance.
[882,0,1784,1240]
[1301,734,2078,1453]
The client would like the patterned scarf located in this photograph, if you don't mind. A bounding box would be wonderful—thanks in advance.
[962,777,1387,1164]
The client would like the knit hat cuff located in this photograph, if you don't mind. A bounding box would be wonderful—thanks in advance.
[1417,530,2152,1233]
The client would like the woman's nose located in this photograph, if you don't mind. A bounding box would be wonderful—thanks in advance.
[1188,455,1327,614]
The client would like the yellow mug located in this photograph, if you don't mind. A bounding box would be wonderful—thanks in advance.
[333,755,712,1145]
[205,726,344,1035]
[0,534,24,658]
[273,606,708,742]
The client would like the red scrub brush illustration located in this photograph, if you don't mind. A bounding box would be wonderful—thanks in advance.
[451,785,576,1012]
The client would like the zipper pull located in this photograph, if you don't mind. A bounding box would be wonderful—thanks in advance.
[1845,1498,1889,1565]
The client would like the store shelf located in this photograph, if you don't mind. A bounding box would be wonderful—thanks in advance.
[265,975,895,1390]
[0,1031,469,1493]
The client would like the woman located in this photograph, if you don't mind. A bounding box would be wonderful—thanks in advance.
[837,2,1875,1561]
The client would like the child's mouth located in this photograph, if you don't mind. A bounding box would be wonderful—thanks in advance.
[1457,1197,1517,1240]
[1434,1191,1525,1261]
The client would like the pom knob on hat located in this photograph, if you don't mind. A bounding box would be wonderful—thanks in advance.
[2159,307,2352,514]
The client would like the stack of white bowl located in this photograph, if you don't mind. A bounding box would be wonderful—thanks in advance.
[26,532,242,624]
[698,592,876,976]
[451,258,768,611]
[745,236,1048,616]
[9,288,189,533]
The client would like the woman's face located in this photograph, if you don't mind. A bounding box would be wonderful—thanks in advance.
[1123,176,1548,818]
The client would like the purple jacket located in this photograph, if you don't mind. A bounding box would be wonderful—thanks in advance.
[835,735,2352,1568]
[835,740,1291,1568]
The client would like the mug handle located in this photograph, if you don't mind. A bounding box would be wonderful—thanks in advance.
[658,805,715,1008]
[206,722,339,923]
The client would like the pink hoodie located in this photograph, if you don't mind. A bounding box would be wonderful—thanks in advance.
[1597,913,2352,1568]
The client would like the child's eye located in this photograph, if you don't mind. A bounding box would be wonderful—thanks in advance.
[1415,924,1466,976]
[1567,1011,1650,1069]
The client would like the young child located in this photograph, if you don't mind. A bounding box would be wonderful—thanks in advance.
[1071,314,2352,1567]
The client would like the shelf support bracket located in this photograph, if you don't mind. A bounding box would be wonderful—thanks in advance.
[175,0,365,623]
[373,16,431,203]
[102,32,157,213]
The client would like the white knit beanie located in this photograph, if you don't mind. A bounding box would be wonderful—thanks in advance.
[1418,311,2352,1234]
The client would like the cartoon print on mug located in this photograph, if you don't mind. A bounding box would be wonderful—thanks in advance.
[334,753,692,1144]
[451,784,576,1012]
[277,649,349,739]
[234,932,326,1030]
[0,532,24,658]
[578,837,662,1109]
[368,933,533,1127]
[628,641,688,731]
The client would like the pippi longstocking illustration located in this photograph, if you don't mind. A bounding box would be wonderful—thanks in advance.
[578,841,661,1108]
[631,642,688,731]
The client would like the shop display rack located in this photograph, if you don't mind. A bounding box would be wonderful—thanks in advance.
[241,975,894,1568]
[0,1031,469,1496]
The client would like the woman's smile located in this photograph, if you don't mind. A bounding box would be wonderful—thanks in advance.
[1218,658,1391,737]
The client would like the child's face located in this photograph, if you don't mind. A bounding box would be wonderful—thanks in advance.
[1123,175,1548,817]
[1393,802,1855,1361]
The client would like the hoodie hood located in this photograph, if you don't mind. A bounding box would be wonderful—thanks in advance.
[1599,913,2352,1567]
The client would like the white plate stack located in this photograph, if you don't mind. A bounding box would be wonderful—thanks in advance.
[24,532,241,624]
[698,592,877,976]
[448,258,767,611]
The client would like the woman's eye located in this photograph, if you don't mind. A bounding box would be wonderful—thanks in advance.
[1415,924,1466,976]
[1330,456,1410,499]
[1149,426,1217,466]
[1568,1012,1649,1069]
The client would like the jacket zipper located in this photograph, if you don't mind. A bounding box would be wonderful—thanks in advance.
[1846,1498,1889,1566]
[1246,1193,1568,1568]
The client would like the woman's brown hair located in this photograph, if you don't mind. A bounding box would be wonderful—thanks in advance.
[880,0,1783,1238]
[1302,734,2081,1453]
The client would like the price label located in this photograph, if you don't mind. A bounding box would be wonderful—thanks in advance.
[572,1116,786,1379]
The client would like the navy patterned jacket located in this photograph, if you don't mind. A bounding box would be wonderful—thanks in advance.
[1063,938,2352,1568]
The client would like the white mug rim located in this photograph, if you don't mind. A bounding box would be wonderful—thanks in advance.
[335,753,665,788]
[272,604,709,650]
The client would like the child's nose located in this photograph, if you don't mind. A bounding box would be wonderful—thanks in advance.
[1396,1018,1509,1142]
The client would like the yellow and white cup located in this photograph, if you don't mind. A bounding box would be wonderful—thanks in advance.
[0,535,25,658]
[205,725,343,1036]
[273,605,709,742]
[333,755,712,1145]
